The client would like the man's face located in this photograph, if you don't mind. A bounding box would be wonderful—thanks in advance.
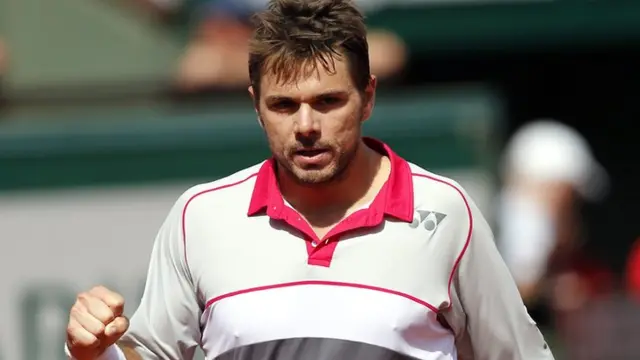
[250,57,376,185]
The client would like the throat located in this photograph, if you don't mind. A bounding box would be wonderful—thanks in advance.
[283,142,392,239]
[301,203,368,239]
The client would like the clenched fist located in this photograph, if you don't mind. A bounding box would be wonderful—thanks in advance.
[66,286,129,360]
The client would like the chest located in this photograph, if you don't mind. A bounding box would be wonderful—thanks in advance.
[188,216,458,359]
[188,214,455,312]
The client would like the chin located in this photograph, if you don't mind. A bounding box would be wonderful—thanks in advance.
[289,165,340,185]
[277,156,346,185]
[292,170,336,185]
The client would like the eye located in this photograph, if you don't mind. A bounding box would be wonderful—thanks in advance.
[314,96,345,111]
[269,99,297,112]
[318,96,341,106]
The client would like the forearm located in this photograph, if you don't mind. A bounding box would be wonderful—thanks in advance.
[119,344,143,360]
[65,342,140,360]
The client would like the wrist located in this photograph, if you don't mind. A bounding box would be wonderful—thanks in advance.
[97,345,126,360]
[65,343,126,360]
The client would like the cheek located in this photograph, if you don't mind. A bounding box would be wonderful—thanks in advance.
[261,117,291,149]
[330,112,361,142]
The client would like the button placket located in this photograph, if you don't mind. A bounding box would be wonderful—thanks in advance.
[311,238,331,248]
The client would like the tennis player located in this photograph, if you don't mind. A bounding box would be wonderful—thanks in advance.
[65,1,555,359]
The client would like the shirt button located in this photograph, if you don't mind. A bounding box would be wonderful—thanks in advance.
[311,240,318,247]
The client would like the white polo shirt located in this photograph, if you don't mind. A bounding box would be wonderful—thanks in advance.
[121,138,554,360]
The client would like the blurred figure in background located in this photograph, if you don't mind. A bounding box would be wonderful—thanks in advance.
[137,0,407,91]
[626,237,640,301]
[497,120,613,329]
[0,39,6,75]
[175,0,269,90]
[0,38,7,108]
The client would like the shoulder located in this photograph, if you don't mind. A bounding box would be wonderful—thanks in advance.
[408,163,479,271]
[408,162,473,225]
[174,162,263,214]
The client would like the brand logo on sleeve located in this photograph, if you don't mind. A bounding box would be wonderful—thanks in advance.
[409,210,447,231]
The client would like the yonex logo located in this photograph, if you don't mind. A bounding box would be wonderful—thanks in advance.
[409,210,447,231]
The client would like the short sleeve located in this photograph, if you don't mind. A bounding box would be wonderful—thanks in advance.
[119,195,201,360]
[443,194,555,360]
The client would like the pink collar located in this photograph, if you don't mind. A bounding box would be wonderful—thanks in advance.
[247,137,414,224]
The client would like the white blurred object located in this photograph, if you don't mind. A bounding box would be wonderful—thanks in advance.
[498,189,555,287]
[502,119,609,201]
[498,120,609,294]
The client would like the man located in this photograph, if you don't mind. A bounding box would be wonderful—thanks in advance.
[498,120,611,310]
[65,1,554,359]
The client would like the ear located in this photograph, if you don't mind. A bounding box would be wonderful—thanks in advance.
[361,75,377,122]
[248,85,257,109]
[248,86,265,129]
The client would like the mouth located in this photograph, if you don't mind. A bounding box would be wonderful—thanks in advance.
[293,148,331,165]
[295,149,328,157]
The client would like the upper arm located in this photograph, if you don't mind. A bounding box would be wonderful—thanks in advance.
[119,194,201,360]
[444,192,555,360]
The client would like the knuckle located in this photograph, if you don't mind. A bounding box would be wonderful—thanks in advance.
[76,291,91,302]
[66,323,77,336]
[69,305,84,319]
[114,293,125,305]
[94,322,106,335]
[116,316,130,329]
[67,329,98,348]
[106,293,125,308]
[73,336,98,348]
[95,308,115,324]
[91,285,108,293]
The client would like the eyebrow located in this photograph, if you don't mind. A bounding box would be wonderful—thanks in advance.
[264,90,349,103]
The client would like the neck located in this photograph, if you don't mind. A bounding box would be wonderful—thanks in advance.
[278,140,388,216]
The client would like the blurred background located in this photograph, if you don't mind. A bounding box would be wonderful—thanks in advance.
[1,1,639,359]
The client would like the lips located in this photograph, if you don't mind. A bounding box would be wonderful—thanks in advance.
[292,148,331,166]
[295,149,328,157]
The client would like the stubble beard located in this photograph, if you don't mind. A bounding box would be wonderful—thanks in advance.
[263,108,363,187]
[280,140,359,187]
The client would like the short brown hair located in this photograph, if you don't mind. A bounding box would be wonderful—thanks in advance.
[248,0,370,98]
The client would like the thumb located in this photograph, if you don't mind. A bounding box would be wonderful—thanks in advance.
[103,316,129,345]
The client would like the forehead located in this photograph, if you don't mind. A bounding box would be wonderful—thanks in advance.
[259,57,356,99]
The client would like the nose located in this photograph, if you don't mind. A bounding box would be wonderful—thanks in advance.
[294,103,320,138]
